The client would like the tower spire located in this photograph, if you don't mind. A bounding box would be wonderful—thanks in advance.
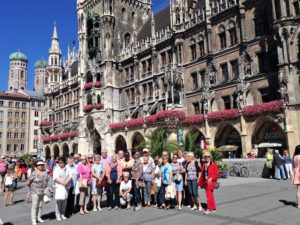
[49,22,61,55]
[52,21,58,40]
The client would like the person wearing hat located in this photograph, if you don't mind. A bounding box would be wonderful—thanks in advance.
[0,156,8,192]
[140,148,154,165]
[28,161,50,225]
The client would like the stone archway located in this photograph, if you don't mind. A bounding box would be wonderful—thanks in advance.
[45,146,51,160]
[131,132,145,155]
[215,125,242,158]
[252,120,287,157]
[53,144,60,159]
[115,135,127,153]
[62,143,70,158]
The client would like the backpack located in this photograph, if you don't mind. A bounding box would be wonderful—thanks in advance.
[0,162,7,174]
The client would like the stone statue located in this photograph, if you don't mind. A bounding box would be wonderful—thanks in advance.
[202,99,209,115]
[236,91,245,112]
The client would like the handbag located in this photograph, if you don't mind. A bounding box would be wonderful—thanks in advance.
[214,181,220,190]
[97,177,107,188]
[174,173,182,183]
[137,179,145,189]
[79,179,88,189]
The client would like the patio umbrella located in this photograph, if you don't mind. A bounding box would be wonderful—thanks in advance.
[257,143,282,148]
[218,145,238,152]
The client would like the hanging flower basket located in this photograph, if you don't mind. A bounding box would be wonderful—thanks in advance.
[185,114,205,125]
[94,104,104,110]
[84,82,93,90]
[84,105,93,112]
[207,109,239,122]
[243,100,283,118]
[109,122,126,132]
[145,115,158,125]
[156,110,186,121]
[94,81,104,88]
[125,118,144,128]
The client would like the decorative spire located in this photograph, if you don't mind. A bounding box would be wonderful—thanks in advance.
[49,22,61,55]
[52,21,58,40]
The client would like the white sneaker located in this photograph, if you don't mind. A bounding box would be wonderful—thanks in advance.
[32,222,37,225]
[37,218,45,223]
[56,217,62,222]
[191,206,197,211]
[61,215,67,220]
[204,210,210,215]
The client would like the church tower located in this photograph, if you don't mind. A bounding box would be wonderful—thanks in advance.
[34,60,48,93]
[8,51,28,90]
[46,23,62,88]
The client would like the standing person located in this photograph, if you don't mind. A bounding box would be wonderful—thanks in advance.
[283,150,293,179]
[198,151,219,215]
[171,153,184,210]
[131,152,143,211]
[158,156,173,209]
[65,157,78,217]
[143,156,154,207]
[273,149,287,180]
[87,154,94,168]
[100,149,111,170]
[28,161,50,225]
[106,154,122,210]
[153,158,162,207]
[3,166,16,206]
[26,163,35,203]
[91,155,105,211]
[265,149,274,178]
[121,152,134,175]
[77,156,92,215]
[119,172,132,209]
[140,148,154,164]
[73,154,81,168]
[53,157,71,221]
[0,156,8,192]
[182,153,191,207]
[292,145,300,208]
[185,152,202,211]
[117,150,125,163]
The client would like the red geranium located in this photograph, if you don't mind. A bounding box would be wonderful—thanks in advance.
[156,110,185,121]
[84,82,93,90]
[84,105,93,112]
[207,109,239,122]
[243,100,283,117]
[109,122,125,132]
[94,104,103,110]
[59,133,69,140]
[125,118,144,128]
[39,121,53,127]
[42,136,50,143]
[49,135,59,141]
[145,115,157,125]
[69,131,79,138]
[185,114,205,125]
[94,82,104,88]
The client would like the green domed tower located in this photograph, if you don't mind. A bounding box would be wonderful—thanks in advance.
[8,50,28,90]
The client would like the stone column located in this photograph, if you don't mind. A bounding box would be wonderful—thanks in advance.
[271,0,277,20]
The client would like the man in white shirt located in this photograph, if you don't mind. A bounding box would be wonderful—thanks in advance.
[65,157,78,216]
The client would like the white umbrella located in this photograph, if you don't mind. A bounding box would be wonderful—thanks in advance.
[257,143,282,148]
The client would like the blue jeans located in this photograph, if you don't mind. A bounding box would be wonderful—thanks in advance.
[108,181,120,207]
[275,165,286,180]
[187,180,198,198]
[132,179,142,206]
[144,181,152,202]
[158,183,168,205]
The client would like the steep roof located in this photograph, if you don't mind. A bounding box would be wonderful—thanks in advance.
[0,92,30,100]
[137,5,171,41]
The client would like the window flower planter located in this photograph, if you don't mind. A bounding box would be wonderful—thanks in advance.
[39,121,54,127]
[185,114,205,125]
[69,131,79,138]
[59,133,69,140]
[49,135,59,141]
[42,137,50,143]
[156,110,186,121]
[94,104,104,110]
[207,109,239,122]
[94,81,104,88]
[84,105,93,112]
[125,118,144,128]
[109,122,126,132]
[84,82,93,90]
[243,100,283,118]
[145,115,157,125]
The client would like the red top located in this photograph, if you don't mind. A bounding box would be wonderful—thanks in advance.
[197,161,219,187]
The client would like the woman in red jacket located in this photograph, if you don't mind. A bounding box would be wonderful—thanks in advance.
[198,151,219,215]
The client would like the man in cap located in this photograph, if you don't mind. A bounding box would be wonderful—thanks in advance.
[140,148,154,165]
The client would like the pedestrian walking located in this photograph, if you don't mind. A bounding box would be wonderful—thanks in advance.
[274,149,287,180]
[3,166,16,206]
[28,161,50,225]
[292,145,300,209]
[283,150,293,179]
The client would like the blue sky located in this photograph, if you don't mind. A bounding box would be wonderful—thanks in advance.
[0,0,169,91]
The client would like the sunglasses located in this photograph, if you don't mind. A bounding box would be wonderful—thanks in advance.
[204,156,210,158]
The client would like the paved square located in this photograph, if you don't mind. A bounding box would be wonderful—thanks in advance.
[0,178,298,225]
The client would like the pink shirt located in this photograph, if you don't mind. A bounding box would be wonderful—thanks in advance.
[77,164,92,184]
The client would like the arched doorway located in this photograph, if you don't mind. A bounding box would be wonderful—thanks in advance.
[62,143,69,158]
[115,135,127,153]
[185,128,205,155]
[132,132,145,155]
[215,125,242,158]
[53,145,59,159]
[252,120,287,157]
[45,146,51,160]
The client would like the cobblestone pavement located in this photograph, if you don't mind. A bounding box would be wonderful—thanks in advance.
[0,177,298,225]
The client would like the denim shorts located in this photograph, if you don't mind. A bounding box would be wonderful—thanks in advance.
[187,180,198,198]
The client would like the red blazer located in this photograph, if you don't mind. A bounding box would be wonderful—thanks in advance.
[197,161,219,187]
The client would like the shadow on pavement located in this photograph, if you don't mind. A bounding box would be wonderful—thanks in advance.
[41,211,56,221]
[279,200,297,208]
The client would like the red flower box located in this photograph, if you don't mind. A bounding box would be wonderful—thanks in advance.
[39,121,54,127]
[49,135,59,141]
[59,133,69,140]
[84,105,93,112]
[125,118,144,128]
[84,82,93,90]
[185,114,205,125]
[156,110,186,121]
[243,100,283,118]
[69,131,79,138]
[42,137,50,143]
[207,109,239,122]
[95,104,104,110]
[94,82,104,88]
[145,115,157,125]
[109,122,125,132]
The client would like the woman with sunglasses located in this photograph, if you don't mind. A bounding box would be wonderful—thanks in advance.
[158,156,172,209]
[77,155,92,215]
[28,161,49,225]
[53,157,71,221]
[198,151,219,215]
[171,153,184,210]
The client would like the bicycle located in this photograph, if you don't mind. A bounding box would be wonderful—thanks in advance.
[229,162,249,177]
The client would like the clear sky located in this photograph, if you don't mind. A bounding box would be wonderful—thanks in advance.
[0,0,169,92]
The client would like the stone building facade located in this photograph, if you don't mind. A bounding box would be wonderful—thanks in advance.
[41,0,300,158]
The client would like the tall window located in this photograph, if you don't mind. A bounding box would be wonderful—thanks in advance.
[257,52,269,73]
[7,144,11,152]
[294,1,300,15]
[222,96,231,109]
[130,66,134,81]
[228,21,237,46]
[124,33,131,48]
[177,43,183,64]
[221,63,229,82]
[161,52,166,66]
[199,70,206,87]
[218,25,227,49]
[190,39,197,60]
[193,102,200,114]
[191,72,199,89]
[199,35,205,57]
[122,8,127,22]
[231,60,239,79]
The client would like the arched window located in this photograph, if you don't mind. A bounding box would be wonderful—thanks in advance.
[36,77,39,85]
[218,25,226,49]
[97,95,101,104]
[190,39,197,60]
[124,33,131,48]
[122,8,127,22]
[228,21,237,46]
[45,77,48,85]
[21,71,24,79]
[198,34,205,57]
[86,94,93,105]
[176,7,180,24]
